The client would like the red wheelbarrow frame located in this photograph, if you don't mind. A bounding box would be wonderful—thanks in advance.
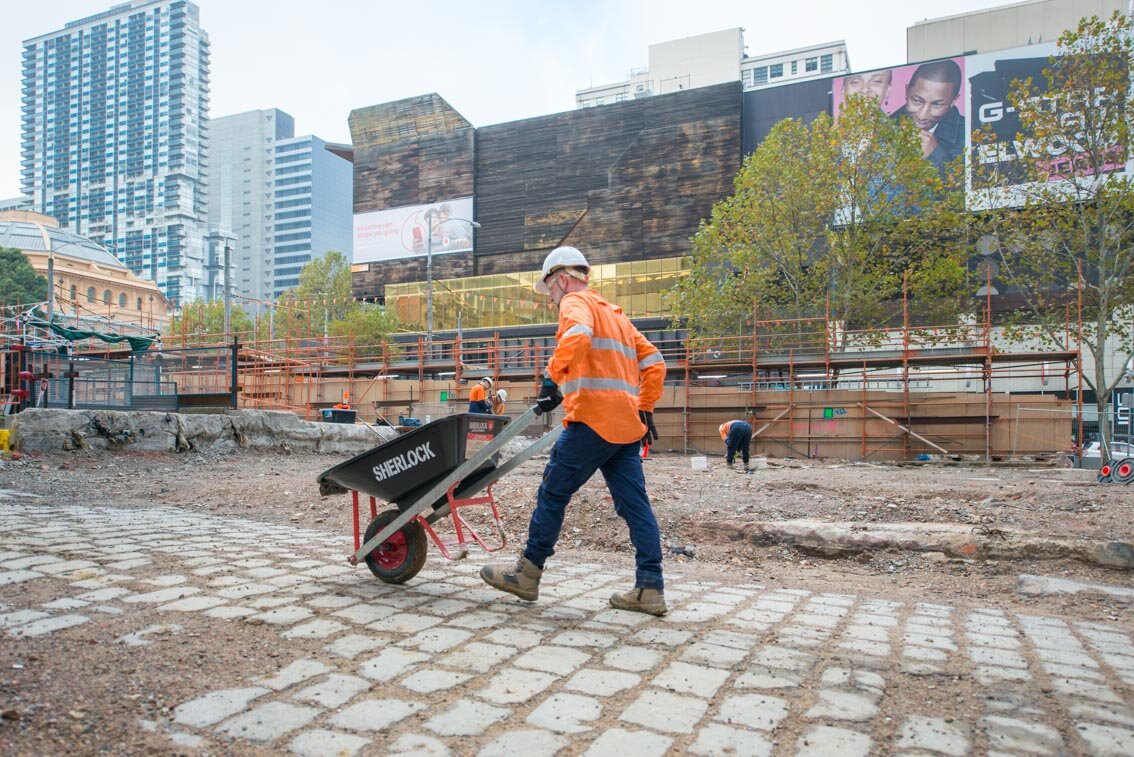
[348,480,507,565]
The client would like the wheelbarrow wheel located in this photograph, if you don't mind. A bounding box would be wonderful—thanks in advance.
[363,509,427,584]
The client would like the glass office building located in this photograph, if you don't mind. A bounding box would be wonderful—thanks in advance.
[384,256,688,331]
[271,136,352,298]
[21,0,211,306]
[208,109,295,307]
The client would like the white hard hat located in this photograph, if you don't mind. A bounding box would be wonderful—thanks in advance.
[495,389,507,402]
[480,377,494,388]
[535,246,590,293]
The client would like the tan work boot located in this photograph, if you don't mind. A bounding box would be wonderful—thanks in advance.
[609,587,667,616]
[480,556,542,601]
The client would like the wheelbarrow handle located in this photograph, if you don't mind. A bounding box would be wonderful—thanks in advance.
[352,405,550,563]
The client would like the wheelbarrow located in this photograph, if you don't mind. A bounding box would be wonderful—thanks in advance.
[317,407,562,584]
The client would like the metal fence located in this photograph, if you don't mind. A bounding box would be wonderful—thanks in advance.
[7,344,237,413]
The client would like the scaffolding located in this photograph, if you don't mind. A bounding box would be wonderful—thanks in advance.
[3,287,1084,461]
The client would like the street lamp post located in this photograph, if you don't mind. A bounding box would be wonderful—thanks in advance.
[425,209,480,344]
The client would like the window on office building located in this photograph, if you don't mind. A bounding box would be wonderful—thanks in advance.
[754,67,768,85]
[87,286,96,303]
[820,54,833,73]
[805,57,818,72]
[791,61,797,75]
[770,63,783,79]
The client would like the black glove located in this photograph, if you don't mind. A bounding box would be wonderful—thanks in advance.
[639,410,658,444]
[535,378,563,416]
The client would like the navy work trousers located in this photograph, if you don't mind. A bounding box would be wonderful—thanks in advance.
[726,422,753,465]
[523,421,664,590]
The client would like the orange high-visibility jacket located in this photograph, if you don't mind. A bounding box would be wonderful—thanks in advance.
[469,384,487,404]
[545,289,666,444]
[719,421,734,441]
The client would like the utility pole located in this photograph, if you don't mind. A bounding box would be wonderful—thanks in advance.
[425,209,479,345]
[223,240,232,336]
[46,249,55,322]
[425,209,435,345]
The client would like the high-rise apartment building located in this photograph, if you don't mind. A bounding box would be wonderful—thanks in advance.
[21,0,211,306]
[270,135,352,298]
[207,109,295,306]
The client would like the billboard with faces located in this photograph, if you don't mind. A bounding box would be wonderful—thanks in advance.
[833,58,968,175]
[825,43,1130,210]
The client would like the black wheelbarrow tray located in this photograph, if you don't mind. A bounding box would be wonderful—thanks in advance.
[317,407,562,584]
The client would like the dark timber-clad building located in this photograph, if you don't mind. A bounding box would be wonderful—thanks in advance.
[346,83,742,332]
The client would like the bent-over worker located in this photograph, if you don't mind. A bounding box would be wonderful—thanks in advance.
[720,419,753,472]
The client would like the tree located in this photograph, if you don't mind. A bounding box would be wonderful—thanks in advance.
[165,301,254,344]
[274,251,355,338]
[163,253,400,349]
[272,252,400,347]
[671,96,971,354]
[970,12,1134,452]
[329,304,401,356]
[0,247,48,308]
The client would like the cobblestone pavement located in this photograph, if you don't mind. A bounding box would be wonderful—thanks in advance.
[3,501,1134,755]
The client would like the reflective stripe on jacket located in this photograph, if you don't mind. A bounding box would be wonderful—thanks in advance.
[546,289,666,444]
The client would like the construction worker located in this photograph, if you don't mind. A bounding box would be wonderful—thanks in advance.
[468,377,493,414]
[481,246,668,615]
[720,419,754,472]
[492,388,508,415]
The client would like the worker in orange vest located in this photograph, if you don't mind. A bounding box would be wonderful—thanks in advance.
[468,377,493,414]
[481,246,668,615]
[720,419,753,472]
[491,388,508,415]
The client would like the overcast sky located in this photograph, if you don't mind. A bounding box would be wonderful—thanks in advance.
[2,0,1008,199]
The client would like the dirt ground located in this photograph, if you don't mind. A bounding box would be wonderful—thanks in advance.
[5,445,1132,614]
[1,445,1133,755]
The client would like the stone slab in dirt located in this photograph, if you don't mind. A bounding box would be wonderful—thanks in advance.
[1018,573,1134,603]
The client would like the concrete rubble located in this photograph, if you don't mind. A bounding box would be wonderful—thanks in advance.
[705,519,1134,570]
[9,408,546,459]
[10,408,396,455]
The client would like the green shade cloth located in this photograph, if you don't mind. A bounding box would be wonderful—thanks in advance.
[27,316,154,353]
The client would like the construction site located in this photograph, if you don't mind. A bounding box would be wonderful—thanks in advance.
[2,285,1086,464]
[7,284,1134,757]
[2,309,1132,756]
